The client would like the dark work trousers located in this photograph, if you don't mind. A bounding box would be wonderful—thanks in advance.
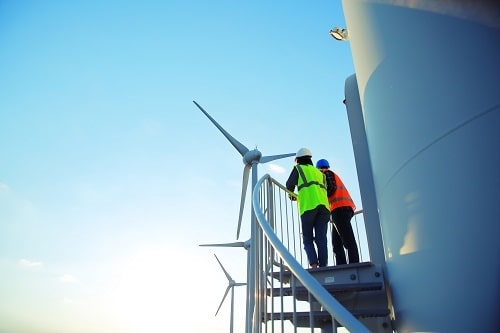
[300,205,330,267]
[331,206,360,265]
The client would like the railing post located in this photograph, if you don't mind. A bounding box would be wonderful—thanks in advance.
[250,162,259,333]
[265,177,274,333]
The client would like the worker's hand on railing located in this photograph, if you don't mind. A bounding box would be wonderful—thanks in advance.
[288,195,297,201]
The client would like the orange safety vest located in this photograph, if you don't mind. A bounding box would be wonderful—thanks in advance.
[328,171,356,212]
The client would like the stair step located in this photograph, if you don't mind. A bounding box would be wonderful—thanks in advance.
[263,308,391,327]
[271,261,375,276]
[269,262,384,288]
[267,281,383,297]
[270,262,382,285]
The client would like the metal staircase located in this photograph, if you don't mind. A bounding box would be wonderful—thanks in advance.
[250,173,395,333]
[266,262,392,332]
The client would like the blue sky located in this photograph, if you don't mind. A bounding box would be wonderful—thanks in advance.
[0,1,358,332]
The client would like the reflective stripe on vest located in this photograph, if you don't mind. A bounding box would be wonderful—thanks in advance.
[328,171,356,211]
[295,165,329,215]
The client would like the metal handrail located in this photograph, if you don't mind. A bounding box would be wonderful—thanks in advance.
[252,173,370,332]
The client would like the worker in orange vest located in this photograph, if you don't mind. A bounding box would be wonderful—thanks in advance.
[316,158,360,265]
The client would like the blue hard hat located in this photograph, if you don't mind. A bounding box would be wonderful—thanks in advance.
[316,159,330,168]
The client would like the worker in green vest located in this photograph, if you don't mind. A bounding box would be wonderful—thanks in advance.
[286,148,330,268]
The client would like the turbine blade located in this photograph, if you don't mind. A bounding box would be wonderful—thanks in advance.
[236,164,251,239]
[214,254,232,281]
[260,152,295,164]
[215,286,231,316]
[199,242,246,247]
[193,101,249,157]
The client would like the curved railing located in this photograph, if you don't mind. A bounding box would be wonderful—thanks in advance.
[252,174,370,332]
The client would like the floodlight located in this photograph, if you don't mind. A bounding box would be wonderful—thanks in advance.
[329,27,349,41]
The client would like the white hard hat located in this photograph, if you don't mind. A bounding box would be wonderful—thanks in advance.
[296,147,312,158]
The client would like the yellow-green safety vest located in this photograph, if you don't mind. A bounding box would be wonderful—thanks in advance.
[295,164,329,215]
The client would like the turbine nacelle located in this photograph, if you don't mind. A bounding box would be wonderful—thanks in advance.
[243,149,262,165]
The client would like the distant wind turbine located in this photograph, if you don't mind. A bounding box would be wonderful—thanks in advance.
[193,100,295,239]
[200,240,251,332]
[214,254,246,333]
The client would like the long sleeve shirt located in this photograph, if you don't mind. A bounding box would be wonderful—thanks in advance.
[286,167,299,192]
[324,169,337,197]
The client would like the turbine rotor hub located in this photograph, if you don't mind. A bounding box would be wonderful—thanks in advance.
[243,149,262,165]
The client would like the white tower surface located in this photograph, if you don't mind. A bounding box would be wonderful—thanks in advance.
[342,1,500,332]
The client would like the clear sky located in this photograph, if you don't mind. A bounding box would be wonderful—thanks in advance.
[0,1,358,332]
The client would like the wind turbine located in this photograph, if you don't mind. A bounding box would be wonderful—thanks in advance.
[214,254,246,333]
[193,100,295,240]
[194,100,295,333]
